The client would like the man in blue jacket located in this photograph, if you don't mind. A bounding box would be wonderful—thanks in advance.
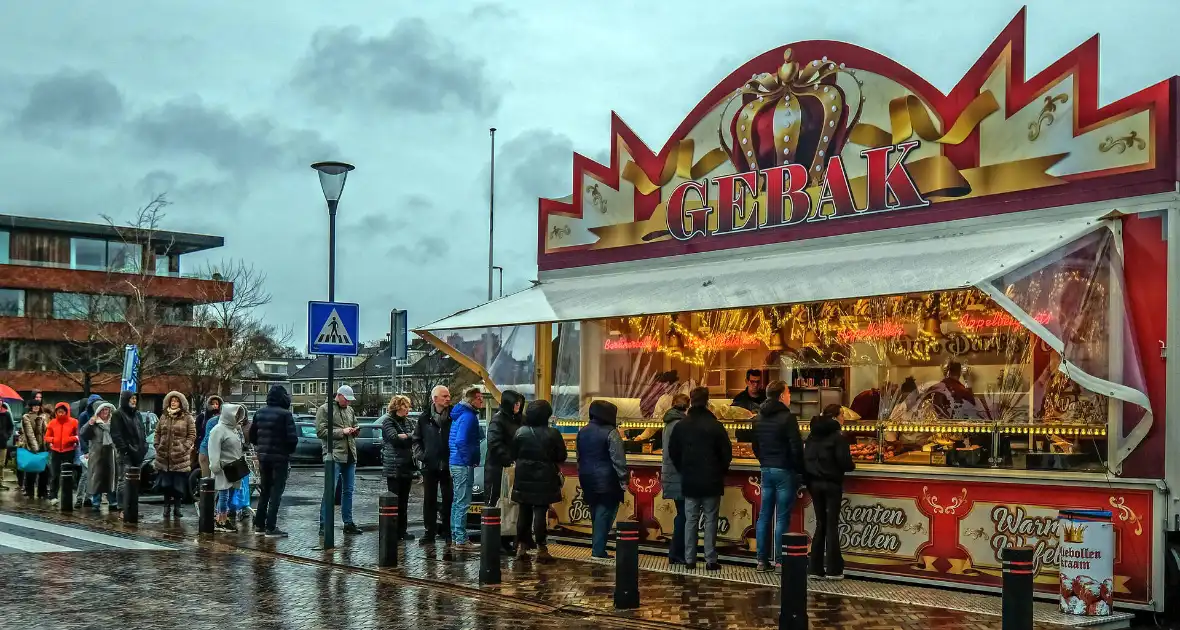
[448,387,484,549]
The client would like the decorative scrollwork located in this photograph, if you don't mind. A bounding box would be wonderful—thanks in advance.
[922,486,968,515]
[1108,496,1144,536]
[1099,130,1146,153]
[549,224,571,240]
[585,183,608,214]
[749,475,762,496]
[1028,93,1068,141]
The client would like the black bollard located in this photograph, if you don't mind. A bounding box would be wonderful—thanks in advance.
[378,492,399,568]
[1002,546,1034,630]
[614,521,640,609]
[60,466,74,513]
[779,532,810,630]
[123,467,140,524]
[199,477,215,535]
[479,506,502,584]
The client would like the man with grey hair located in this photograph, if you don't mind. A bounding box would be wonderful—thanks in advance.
[413,385,454,544]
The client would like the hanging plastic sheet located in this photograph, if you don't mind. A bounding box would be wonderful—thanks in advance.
[421,325,536,403]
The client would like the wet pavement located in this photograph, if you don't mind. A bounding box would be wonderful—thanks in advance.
[0,467,1163,629]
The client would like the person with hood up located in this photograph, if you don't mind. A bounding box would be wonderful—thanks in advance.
[209,402,248,531]
[511,400,567,561]
[249,385,297,537]
[751,380,805,572]
[379,395,417,541]
[484,390,523,508]
[669,387,733,571]
[660,393,689,565]
[17,400,49,498]
[44,402,79,505]
[413,385,453,544]
[72,394,102,508]
[195,395,223,477]
[576,399,628,559]
[154,391,196,519]
[447,387,484,549]
[81,402,119,511]
[0,401,13,490]
[804,404,855,580]
[317,385,363,536]
[109,391,148,512]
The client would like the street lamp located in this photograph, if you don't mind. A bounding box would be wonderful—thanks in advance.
[311,160,354,550]
[492,265,504,298]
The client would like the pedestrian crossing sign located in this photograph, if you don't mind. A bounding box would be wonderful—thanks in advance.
[307,301,360,356]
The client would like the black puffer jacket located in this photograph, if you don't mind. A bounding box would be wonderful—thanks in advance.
[248,386,297,462]
[0,409,12,447]
[486,390,523,468]
[804,413,855,484]
[752,399,805,472]
[110,390,148,467]
[668,406,732,498]
[511,401,568,506]
[381,411,417,480]
[413,405,451,472]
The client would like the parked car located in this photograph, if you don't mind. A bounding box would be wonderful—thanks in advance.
[354,420,383,468]
[293,422,322,464]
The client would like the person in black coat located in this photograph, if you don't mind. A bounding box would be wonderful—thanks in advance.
[379,395,418,540]
[413,385,453,543]
[576,399,628,558]
[109,390,147,513]
[669,387,732,570]
[248,385,298,536]
[805,404,855,579]
[484,390,523,508]
[751,380,806,571]
[0,401,12,491]
[511,400,567,561]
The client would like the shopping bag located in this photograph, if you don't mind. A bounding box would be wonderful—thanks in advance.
[497,467,519,534]
[16,448,48,474]
[231,471,251,510]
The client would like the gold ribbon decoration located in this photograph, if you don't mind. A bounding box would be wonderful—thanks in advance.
[849,91,1000,148]
[620,139,730,196]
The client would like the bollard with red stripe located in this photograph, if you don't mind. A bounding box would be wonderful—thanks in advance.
[1001,546,1034,630]
[479,506,502,584]
[779,532,809,630]
[613,520,640,609]
[378,492,399,568]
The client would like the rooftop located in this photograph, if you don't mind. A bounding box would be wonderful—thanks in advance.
[0,213,225,255]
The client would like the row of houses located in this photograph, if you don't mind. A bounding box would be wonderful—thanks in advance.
[225,338,473,415]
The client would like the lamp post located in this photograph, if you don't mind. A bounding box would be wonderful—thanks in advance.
[311,160,354,550]
[492,265,504,298]
[488,127,496,301]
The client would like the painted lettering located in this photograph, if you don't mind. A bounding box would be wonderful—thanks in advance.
[761,163,810,228]
[713,171,759,235]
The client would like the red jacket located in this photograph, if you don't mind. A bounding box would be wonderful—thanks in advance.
[44,403,79,454]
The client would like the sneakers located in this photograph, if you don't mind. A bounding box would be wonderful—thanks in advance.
[756,561,774,573]
[453,541,480,551]
[343,523,363,535]
[74,498,84,509]
[49,498,59,506]
[216,521,238,532]
[536,544,553,561]
[265,529,289,539]
[515,545,529,560]
[825,573,845,581]
[705,562,722,572]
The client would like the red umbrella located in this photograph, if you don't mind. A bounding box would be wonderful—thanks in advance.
[0,384,22,401]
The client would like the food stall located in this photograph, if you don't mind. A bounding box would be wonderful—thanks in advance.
[417,10,1177,613]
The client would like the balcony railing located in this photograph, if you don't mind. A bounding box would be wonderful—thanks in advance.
[1,257,206,279]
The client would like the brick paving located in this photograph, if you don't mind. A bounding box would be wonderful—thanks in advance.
[0,467,1160,629]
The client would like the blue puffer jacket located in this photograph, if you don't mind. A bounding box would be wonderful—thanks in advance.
[448,402,481,467]
[577,400,628,505]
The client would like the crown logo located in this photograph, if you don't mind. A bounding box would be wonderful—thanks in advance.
[1062,522,1086,544]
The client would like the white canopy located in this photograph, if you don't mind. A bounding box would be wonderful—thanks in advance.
[421,211,1107,331]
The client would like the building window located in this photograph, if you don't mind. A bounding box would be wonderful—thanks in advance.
[292,383,303,395]
[381,381,392,394]
[157,302,192,325]
[107,242,142,273]
[0,231,8,264]
[336,356,355,369]
[251,384,260,393]
[261,363,287,376]
[70,238,108,271]
[0,289,24,317]
[155,254,173,276]
[52,293,127,322]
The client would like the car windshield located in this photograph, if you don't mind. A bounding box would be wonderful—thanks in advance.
[299,425,316,438]
[359,426,381,439]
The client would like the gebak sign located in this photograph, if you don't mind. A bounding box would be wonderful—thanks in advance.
[666,141,926,241]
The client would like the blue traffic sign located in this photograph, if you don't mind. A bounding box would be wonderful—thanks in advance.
[308,301,360,356]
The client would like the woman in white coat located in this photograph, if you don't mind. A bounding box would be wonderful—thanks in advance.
[208,403,247,532]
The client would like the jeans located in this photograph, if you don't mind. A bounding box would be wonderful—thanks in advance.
[48,452,72,500]
[449,465,474,543]
[757,467,798,563]
[422,468,453,539]
[255,459,290,531]
[590,502,619,557]
[685,496,720,564]
[91,492,116,506]
[320,462,357,526]
[216,488,232,516]
[386,476,412,537]
[517,503,549,547]
[809,480,845,576]
[669,499,687,563]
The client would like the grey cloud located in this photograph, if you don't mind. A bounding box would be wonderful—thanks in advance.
[292,19,500,115]
[499,129,574,203]
[127,96,337,177]
[15,69,124,129]
[468,3,516,20]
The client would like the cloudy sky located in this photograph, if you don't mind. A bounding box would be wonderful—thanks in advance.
[3,0,1178,345]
